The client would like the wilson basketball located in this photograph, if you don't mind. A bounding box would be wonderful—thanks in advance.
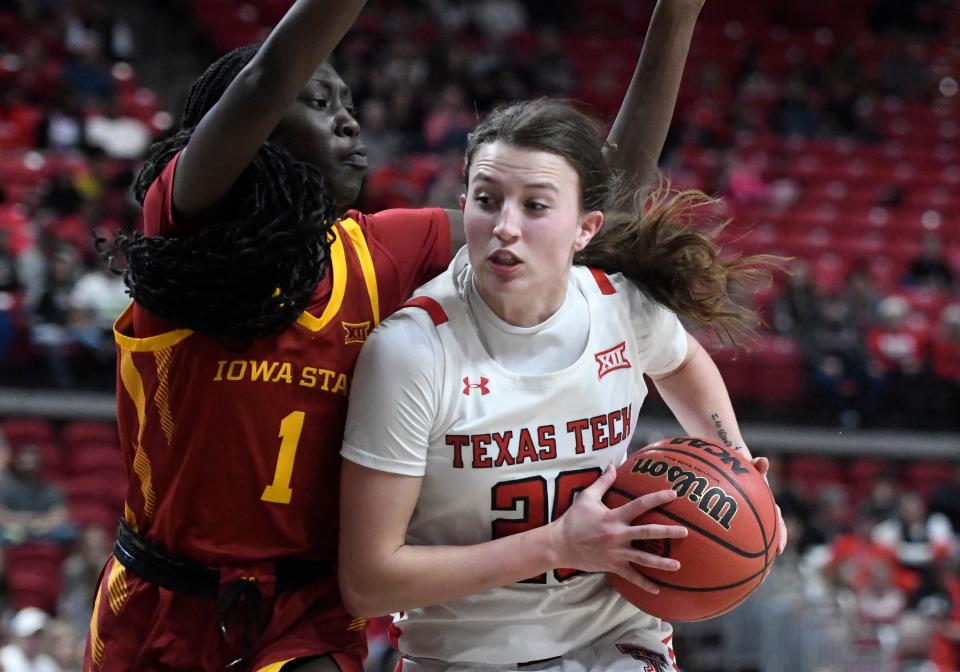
[603,436,779,622]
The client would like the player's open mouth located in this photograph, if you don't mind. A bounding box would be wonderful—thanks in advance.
[488,251,521,268]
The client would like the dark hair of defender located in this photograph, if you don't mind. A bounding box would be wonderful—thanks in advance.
[101,44,337,344]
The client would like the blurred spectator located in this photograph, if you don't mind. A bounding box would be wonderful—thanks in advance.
[873,492,955,576]
[60,36,115,103]
[0,443,74,546]
[867,295,935,425]
[809,294,882,428]
[860,473,903,522]
[68,260,128,353]
[45,620,81,672]
[58,525,110,636]
[470,0,528,39]
[877,36,932,100]
[771,65,822,138]
[842,262,882,329]
[904,233,955,290]
[83,101,151,159]
[359,98,402,171]
[29,245,81,387]
[36,96,85,152]
[930,305,960,422]
[422,83,474,152]
[774,259,821,339]
[929,463,960,535]
[0,607,61,672]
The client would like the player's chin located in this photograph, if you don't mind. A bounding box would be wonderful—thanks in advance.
[334,171,364,210]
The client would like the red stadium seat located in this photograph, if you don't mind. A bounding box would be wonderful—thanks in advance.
[5,542,65,613]
[62,422,118,450]
[1,418,56,446]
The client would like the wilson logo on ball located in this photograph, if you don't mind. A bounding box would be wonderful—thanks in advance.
[631,457,739,530]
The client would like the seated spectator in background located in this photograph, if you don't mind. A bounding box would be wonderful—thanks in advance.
[873,492,955,581]
[929,463,960,536]
[422,83,474,151]
[867,295,936,425]
[930,304,960,423]
[68,260,128,359]
[773,259,820,340]
[877,35,932,101]
[60,36,115,103]
[0,607,62,672]
[842,262,882,329]
[83,100,151,160]
[809,294,882,427]
[904,232,955,290]
[58,525,111,637]
[45,619,82,672]
[0,443,74,546]
[359,98,403,171]
[859,472,903,522]
[853,558,906,644]
[36,94,85,152]
[771,65,822,138]
[29,246,81,387]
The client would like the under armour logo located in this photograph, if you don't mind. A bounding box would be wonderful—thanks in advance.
[615,644,667,671]
[595,342,631,379]
[462,376,490,396]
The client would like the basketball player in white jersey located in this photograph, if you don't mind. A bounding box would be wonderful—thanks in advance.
[339,100,785,671]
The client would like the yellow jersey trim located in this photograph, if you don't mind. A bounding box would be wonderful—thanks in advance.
[340,218,380,326]
[255,659,294,672]
[296,221,348,332]
[114,304,193,352]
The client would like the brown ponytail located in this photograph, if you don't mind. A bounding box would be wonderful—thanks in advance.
[576,181,782,343]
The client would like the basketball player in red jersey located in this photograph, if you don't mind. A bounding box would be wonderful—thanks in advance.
[85,0,710,670]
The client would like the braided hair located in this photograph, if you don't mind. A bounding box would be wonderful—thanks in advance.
[110,44,337,343]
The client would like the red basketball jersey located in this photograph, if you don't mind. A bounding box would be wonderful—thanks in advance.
[114,155,450,566]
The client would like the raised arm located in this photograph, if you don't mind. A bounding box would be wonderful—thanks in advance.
[604,0,704,185]
[172,0,366,217]
[444,0,703,251]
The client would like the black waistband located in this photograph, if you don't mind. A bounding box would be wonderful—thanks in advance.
[113,519,334,597]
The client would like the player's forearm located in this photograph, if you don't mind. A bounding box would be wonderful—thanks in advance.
[340,525,558,617]
[174,0,366,216]
[651,335,753,459]
[604,0,702,186]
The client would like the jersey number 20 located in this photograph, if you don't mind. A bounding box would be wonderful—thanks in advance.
[491,467,603,583]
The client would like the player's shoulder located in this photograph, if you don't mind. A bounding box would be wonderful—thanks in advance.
[344,207,447,232]
[574,267,667,319]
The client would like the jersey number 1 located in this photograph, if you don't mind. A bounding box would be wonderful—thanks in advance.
[261,411,305,504]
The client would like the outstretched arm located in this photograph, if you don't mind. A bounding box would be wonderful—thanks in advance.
[173,0,366,217]
[651,333,789,553]
[604,0,703,185]
[444,0,704,251]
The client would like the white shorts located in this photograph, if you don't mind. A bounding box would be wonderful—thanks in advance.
[398,613,677,672]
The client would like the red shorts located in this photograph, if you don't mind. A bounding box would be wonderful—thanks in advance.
[83,556,367,672]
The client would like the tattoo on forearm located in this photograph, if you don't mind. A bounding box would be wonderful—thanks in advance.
[710,412,738,450]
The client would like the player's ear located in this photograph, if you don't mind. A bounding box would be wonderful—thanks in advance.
[573,210,603,252]
[459,194,466,211]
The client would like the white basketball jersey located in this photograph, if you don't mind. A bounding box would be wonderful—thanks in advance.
[381,253,685,664]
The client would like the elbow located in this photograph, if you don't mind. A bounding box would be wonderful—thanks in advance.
[338,564,393,618]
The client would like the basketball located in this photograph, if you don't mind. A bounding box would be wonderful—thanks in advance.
[603,436,779,622]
